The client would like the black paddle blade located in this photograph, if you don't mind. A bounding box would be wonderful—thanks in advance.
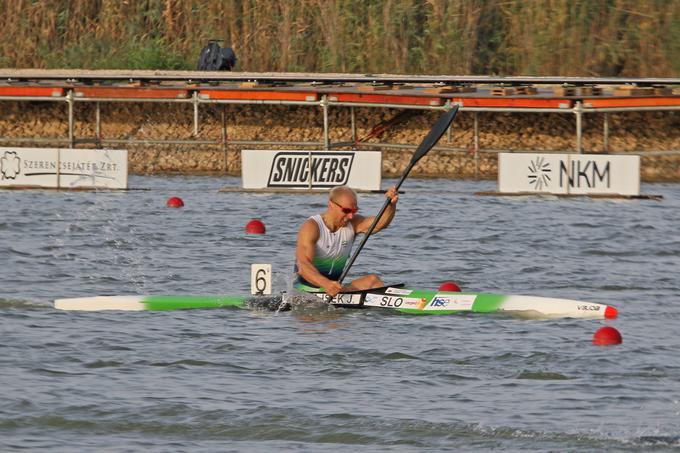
[411,106,460,165]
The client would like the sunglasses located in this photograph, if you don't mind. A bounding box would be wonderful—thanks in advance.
[331,199,359,215]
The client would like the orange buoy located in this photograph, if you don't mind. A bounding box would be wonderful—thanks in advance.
[245,219,266,234]
[592,326,622,346]
[166,196,184,208]
[438,281,461,292]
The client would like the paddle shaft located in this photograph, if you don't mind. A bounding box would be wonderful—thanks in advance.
[337,106,459,285]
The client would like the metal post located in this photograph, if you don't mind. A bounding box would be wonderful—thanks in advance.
[575,101,583,153]
[221,106,228,173]
[67,89,75,148]
[322,95,329,150]
[603,112,609,153]
[350,107,356,145]
[474,111,480,179]
[95,102,101,147]
[193,91,199,136]
[447,108,453,143]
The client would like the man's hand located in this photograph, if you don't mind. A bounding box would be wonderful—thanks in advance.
[324,280,343,297]
[386,186,399,204]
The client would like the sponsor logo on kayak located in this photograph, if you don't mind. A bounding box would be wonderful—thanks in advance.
[427,294,476,311]
[430,297,449,308]
[402,298,427,309]
[385,287,412,296]
[577,304,601,311]
[267,152,354,188]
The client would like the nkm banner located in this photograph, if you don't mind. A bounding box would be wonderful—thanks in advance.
[499,153,640,196]
[241,150,381,190]
[0,147,128,189]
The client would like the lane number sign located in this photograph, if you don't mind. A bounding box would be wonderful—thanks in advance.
[251,264,272,295]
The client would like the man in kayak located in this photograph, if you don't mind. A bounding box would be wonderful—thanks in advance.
[295,185,399,297]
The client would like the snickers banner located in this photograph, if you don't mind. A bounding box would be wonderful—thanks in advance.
[241,150,381,190]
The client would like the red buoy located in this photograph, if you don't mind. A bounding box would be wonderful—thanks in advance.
[592,326,622,346]
[245,219,266,234]
[166,196,184,208]
[439,281,461,292]
[604,306,618,319]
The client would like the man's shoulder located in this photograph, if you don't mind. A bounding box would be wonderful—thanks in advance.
[302,216,320,228]
[299,216,321,237]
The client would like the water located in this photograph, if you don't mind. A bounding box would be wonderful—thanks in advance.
[2,176,680,451]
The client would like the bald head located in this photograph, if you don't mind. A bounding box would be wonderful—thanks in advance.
[329,185,357,203]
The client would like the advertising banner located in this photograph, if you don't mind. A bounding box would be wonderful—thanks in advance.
[242,150,381,190]
[0,147,128,189]
[498,153,640,196]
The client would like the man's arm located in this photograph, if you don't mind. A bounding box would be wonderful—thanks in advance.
[295,219,343,295]
[352,186,399,234]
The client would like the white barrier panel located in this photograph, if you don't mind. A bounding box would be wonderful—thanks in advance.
[498,153,640,196]
[0,147,128,189]
[242,150,381,190]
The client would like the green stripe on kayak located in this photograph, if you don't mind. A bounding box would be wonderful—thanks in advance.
[139,291,506,313]
[143,295,247,311]
[394,292,506,315]
[470,293,507,313]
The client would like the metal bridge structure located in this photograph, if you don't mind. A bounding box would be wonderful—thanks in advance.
[1,69,679,176]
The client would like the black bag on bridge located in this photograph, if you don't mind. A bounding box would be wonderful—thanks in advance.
[197,41,237,71]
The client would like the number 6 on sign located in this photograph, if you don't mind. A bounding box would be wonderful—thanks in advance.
[251,264,272,295]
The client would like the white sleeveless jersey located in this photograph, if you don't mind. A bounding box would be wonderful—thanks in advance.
[300,214,355,283]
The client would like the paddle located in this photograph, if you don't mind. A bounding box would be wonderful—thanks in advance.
[336,106,460,286]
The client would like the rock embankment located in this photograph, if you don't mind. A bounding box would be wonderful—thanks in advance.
[1,102,678,180]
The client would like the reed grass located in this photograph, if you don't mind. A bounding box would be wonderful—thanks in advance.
[1,0,677,75]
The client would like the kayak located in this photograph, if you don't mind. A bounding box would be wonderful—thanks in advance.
[53,285,618,319]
